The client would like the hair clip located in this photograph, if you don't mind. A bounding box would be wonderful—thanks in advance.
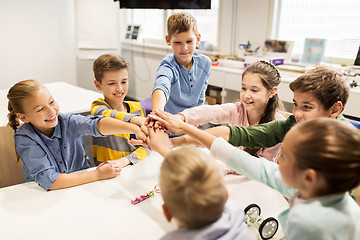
[131,185,160,205]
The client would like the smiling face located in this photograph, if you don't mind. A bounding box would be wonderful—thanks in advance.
[16,86,59,137]
[240,73,276,114]
[166,30,200,69]
[94,69,129,110]
[292,90,334,123]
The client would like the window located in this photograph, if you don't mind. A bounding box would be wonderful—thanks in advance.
[273,0,360,61]
[122,0,219,49]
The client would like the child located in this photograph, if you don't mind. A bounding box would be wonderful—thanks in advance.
[7,79,146,191]
[149,111,360,239]
[92,53,149,167]
[171,66,350,149]
[175,60,286,161]
[152,12,212,114]
[145,127,253,240]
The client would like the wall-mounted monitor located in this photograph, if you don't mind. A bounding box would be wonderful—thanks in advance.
[116,0,211,9]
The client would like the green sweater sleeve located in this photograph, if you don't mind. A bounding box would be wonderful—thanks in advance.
[228,115,297,148]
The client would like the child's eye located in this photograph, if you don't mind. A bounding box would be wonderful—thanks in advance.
[304,105,313,110]
[251,89,258,93]
[187,40,193,44]
[50,100,55,105]
[293,102,298,107]
[37,108,43,112]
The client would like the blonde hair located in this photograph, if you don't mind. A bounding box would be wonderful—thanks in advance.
[167,12,198,39]
[159,147,227,229]
[93,53,129,83]
[7,79,42,132]
[292,118,360,196]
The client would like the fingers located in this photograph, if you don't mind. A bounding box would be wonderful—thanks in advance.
[128,139,147,145]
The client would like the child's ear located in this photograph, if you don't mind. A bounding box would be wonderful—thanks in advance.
[329,101,343,118]
[162,204,172,222]
[94,80,102,90]
[303,168,318,188]
[165,35,171,46]
[16,113,29,123]
[196,34,201,44]
[269,87,278,98]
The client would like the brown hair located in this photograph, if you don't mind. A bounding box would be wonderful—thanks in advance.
[93,53,129,83]
[289,66,350,110]
[292,118,360,196]
[167,12,198,39]
[242,60,283,124]
[7,79,42,132]
[7,79,42,162]
[159,147,226,229]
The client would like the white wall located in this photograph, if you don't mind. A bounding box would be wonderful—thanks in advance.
[0,0,76,90]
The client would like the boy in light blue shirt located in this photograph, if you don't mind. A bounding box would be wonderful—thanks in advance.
[152,12,211,114]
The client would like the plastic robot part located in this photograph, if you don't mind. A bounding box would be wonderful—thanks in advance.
[244,203,279,240]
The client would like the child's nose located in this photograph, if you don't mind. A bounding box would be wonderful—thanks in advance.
[116,83,123,91]
[293,107,303,118]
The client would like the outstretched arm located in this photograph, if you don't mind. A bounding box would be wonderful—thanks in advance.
[150,110,220,150]
[97,117,146,141]
[49,162,121,190]
[151,89,167,112]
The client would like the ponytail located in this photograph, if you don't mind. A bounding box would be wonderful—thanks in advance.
[7,79,42,162]
[7,102,21,132]
[259,94,282,124]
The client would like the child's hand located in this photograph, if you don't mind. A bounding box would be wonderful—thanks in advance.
[96,161,121,180]
[135,128,147,142]
[148,110,186,135]
[128,138,149,147]
[147,126,171,157]
[216,160,239,175]
[112,157,131,168]
[140,122,149,136]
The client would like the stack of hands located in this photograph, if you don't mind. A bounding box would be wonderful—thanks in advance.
[129,109,237,175]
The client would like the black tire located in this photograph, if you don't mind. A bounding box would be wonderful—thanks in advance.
[259,217,278,239]
[244,203,261,216]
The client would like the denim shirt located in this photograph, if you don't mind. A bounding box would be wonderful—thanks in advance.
[153,53,211,114]
[14,113,104,190]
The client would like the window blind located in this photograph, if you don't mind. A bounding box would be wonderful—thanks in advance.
[275,0,360,60]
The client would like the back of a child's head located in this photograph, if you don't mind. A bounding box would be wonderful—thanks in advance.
[292,118,360,196]
[93,53,128,83]
[243,60,283,124]
[167,12,198,39]
[159,147,227,229]
[289,66,350,110]
[7,79,42,132]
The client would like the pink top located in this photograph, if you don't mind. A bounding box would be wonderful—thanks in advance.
[180,102,287,162]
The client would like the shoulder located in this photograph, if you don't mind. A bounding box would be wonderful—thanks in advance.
[193,53,211,66]
[124,101,142,111]
[15,123,37,138]
[160,54,176,66]
[92,98,107,105]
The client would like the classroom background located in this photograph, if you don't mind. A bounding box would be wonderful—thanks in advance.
[1,0,359,119]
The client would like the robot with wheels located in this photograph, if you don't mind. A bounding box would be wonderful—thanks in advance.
[244,204,279,240]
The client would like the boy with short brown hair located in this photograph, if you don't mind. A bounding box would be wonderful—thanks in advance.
[152,12,211,114]
[91,53,149,167]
